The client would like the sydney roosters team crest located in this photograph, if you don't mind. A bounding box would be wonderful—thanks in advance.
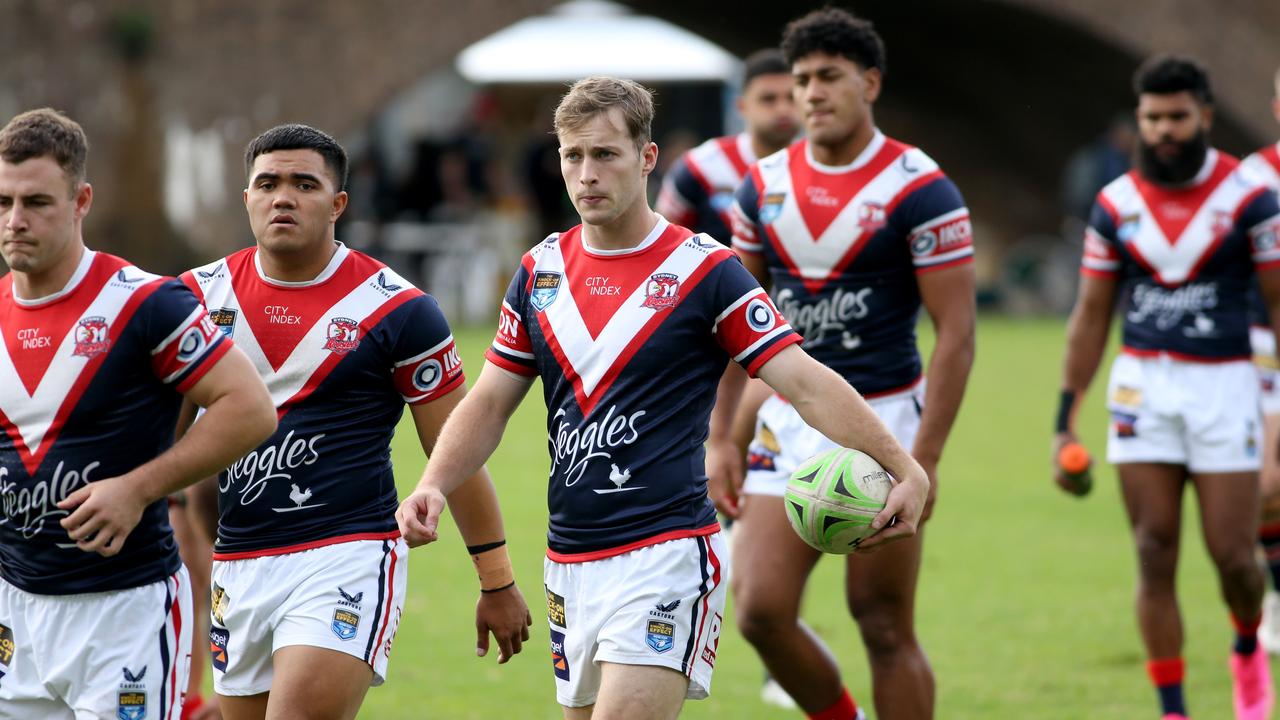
[72,316,110,358]
[857,201,887,233]
[641,273,680,310]
[323,317,360,354]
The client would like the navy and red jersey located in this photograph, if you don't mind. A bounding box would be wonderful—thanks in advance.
[1081,149,1280,360]
[181,243,463,560]
[731,130,972,397]
[1242,142,1280,329]
[656,133,757,243]
[0,250,229,594]
[485,218,800,561]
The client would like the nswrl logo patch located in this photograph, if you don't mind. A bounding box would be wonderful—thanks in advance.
[332,608,361,641]
[531,271,562,312]
[646,620,675,653]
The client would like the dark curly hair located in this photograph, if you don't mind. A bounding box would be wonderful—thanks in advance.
[781,7,886,75]
[1132,54,1213,104]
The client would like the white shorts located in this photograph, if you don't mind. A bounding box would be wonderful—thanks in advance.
[1106,353,1262,473]
[743,383,923,496]
[0,568,192,720]
[209,538,408,696]
[543,533,728,708]
[1251,326,1280,416]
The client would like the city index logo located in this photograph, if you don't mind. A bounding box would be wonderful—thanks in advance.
[72,316,110,358]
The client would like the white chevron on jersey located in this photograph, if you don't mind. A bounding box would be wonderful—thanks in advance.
[1098,150,1262,285]
[536,220,725,408]
[190,262,415,410]
[0,253,162,470]
[754,138,940,283]
[1243,143,1280,189]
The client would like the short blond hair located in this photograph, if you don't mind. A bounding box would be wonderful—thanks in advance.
[553,76,654,150]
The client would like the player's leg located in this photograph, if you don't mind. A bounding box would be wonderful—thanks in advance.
[218,694,269,720]
[1191,470,1273,719]
[734,494,849,710]
[1258,408,1280,654]
[1118,462,1188,718]
[574,663,688,720]
[170,494,217,719]
[70,568,194,720]
[262,539,406,720]
[262,647,372,720]
[845,528,931,719]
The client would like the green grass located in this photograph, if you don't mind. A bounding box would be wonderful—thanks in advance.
[358,316,1278,719]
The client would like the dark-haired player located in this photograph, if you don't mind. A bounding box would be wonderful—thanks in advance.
[714,9,976,720]
[1055,56,1280,720]
[181,124,531,720]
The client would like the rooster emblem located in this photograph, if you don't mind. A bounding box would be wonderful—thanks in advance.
[272,483,327,513]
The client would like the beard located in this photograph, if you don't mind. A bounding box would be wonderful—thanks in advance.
[1136,131,1208,186]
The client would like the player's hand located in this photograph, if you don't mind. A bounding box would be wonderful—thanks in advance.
[396,486,447,547]
[705,438,744,519]
[1051,431,1079,496]
[857,462,929,552]
[57,474,148,557]
[475,583,532,664]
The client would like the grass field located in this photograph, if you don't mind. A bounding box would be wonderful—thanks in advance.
[354,315,1279,719]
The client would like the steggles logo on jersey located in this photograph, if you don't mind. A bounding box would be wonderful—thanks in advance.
[641,273,680,310]
[1126,282,1218,331]
[774,286,872,351]
[759,192,786,224]
[531,271,562,312]
[0,460,99,544]
[222,430,325,507]
[322,317,360,354]
[71,316,110,358]
[548,406,645,488]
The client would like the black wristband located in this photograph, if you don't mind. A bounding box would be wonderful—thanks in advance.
[480,581,516,594]
[466,539,507,555]
[1055,390,1076,434]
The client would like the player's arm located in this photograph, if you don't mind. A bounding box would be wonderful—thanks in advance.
[1053,272,1118,491]
[756,344,929,551]
[913,263,976,518]
[396,361,534,546]
[59,346,276,556]
[405,385,532,664]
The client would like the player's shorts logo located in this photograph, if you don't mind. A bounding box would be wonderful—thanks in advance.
[118,666,147,720]
[209,627,230,672]
[646,620,675,653]
[323,317,361,354]
[531,271,562,312]
[209,308,237,338]
[549,628,570,681]
[211,583,229,625]
[759,193,786,224]
[72,316,111,358]
[1112,411,1138,438]
[332,608,361,641]
[747,422,781,472]
[641,273,680,311]
[546,586,567,628]
[0,623,13,666]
